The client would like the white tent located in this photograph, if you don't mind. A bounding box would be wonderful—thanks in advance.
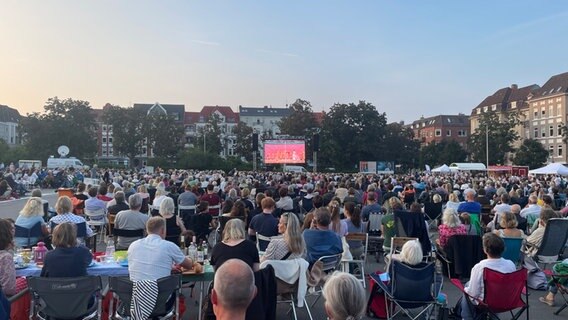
[432,164,451,173]
[449,163,487,171]
[528,163,568,175]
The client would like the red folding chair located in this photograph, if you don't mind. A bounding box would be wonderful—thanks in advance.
[451,268,529,320]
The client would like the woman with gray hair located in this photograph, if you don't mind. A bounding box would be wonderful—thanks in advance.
[436,208,467,249]
[210,219,260,271]
[159,197,188,245]
[323,272,366,320]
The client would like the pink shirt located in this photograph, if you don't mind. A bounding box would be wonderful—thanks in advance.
[438,224,467,248]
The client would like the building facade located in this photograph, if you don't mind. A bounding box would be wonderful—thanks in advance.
[184,106,239,157]
[238,105,291,137]
[409,114,470,147]
[526,72,568,163]
[0,105,21,146]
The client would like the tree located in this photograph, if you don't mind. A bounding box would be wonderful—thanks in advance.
[320,101,387,170]
[233,121,253,161]
[420,140,468,167]
[468,112,520,165]
[147,114,184,161]
[197,114,223,155]
[512,138,549,169]
[278,99,319,160]
[382,123,420,170]
[103,106,148,165]
[19,97,97,162]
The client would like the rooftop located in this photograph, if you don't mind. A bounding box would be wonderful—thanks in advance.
[239,105,291,117]
[0,104,21,123]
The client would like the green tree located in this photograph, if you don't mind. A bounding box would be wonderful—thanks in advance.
[468,112,520,165]
[103,106,149,166]
[19,97,97,162]
[233,121,253,161]
[382,123,420,170]
[197,115,223,155]
[278,99,319,160]
[512,138,549,169]
[320,101,387,170]
[420,140,468,167]
[147,114,184,161]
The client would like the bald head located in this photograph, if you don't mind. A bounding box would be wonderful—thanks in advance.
[510,204,521,215]
[213,259,256,314]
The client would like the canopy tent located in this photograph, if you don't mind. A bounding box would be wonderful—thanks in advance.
[431,164,451,173]
[449,163,487,171]
[528,163,568,175]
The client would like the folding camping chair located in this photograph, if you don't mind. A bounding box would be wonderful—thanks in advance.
[502,237,523,266]
[525,218,568,270]
[436,234,484,279]
[424,201,442,230]
[451,268,529,320]
[14,222,43,248]
[371,260,439,320]
[393,210,432,259]
[367,211,384,262]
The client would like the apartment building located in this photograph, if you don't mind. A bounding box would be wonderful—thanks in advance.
[184,106,239,157]
[0,104,20,146]
[409,114,470,147]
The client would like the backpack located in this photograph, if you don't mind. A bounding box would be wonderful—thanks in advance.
[367,272,392,319]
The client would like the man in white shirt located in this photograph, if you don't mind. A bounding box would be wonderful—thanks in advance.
[128,216,193,281]
[461,233,516,320]
[520,195,541,224]
[488,194,512,230]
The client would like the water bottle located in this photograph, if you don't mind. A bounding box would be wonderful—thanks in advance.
[105,237,115,262]
[188,242,197,262]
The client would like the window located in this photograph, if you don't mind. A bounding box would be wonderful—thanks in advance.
[542,108,546,115]
[102,137,107,143]
[491,105,497,111]
[550,105,554,117]
[511,101,517,108]
[435,129,441,137]
[483,106,488,112]
[142,147,147,154]
[550,125,554,137]
[558,105,562,116]
[458,130,467,137]
[559,145,564,157]
[109,137,113,143]
[476,109,481,114]
[542,129,546,138]
[534,128,538,138]
[446,130,451,136]
[102,150,107,155]
[559,124,563,137]
[550,145,554,155]
[534,111,538,119]
[102,125,107,131]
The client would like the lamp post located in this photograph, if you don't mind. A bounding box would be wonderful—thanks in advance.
[485,124,489,169]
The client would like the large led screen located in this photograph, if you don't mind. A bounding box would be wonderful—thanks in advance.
[264,140,306,164]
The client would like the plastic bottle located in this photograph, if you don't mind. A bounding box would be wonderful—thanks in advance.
[34,242,48,265]
[105,237,115,262]
[188,242,197,262]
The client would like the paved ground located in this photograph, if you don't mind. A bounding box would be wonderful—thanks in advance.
[2,193,568,319]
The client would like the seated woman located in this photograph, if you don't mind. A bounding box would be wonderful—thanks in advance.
[159,197,189,245]
[445,192,462,212]
[343,202,367,259]
[40,223,92,277]
[0,219,19,296]
[190,201,213,242]
[436,208,467,249]
[397,239,423,266]
[14,197,49,248]
[210,219,259,271]
[493,211,525,238]
[0,180,14,201]
[459,213,478,236]
[261,213,305,262]
[322,272,366,320]
[329,200,347,237]
[221,199,234,215]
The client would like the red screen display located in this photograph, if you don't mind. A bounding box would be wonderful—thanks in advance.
[264,140,305,164]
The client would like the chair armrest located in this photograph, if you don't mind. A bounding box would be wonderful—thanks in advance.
[8,288,29,303]
[450,278,465,291]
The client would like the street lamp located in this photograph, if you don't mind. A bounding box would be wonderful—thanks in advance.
[485,124,489,169]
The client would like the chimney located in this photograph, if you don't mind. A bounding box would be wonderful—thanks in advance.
[511,84,518,90]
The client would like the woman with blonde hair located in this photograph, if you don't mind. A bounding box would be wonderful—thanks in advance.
[261,213,305,262]
[210,219,260,271]
[436,208,467,248]
[323,272,366,320]
[493,211,525,238]
[14,197,49,247]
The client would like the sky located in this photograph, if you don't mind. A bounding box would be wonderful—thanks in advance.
[2,1,568,123]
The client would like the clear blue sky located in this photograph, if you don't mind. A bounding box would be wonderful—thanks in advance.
[1,1,568,123]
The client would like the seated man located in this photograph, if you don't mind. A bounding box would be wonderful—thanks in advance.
[248,197,279,251]
[212,259,257,320]
[128,216,193,281]
[114,194,148,250]
[85,186,107,222]
[303,207,343,266]
[107,191,129,216]
[461,233,516,320]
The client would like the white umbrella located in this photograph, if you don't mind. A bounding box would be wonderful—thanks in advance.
[528,163,568,175]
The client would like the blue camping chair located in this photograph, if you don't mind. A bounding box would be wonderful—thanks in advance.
[372,260,439,320]
[15,222,43,247]
[502,237,523,265]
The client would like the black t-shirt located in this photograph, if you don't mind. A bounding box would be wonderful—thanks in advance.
[210,240,259,270]
[40,246,92,277]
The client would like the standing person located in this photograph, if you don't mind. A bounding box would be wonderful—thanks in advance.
[40,223,92,277]
[114,194,148,250]
[460,234,516,320]
[128,217,193,281]
[211,259,257,320]
[248,197,279,251]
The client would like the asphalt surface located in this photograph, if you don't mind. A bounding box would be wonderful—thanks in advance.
[1,192,567,319]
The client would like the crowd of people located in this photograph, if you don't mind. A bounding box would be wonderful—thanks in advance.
[2,165,568,319]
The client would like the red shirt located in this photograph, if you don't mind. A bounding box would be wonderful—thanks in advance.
[201,192,221,215]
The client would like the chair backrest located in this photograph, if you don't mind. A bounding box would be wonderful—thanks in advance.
[346,232,369,261]
[390,237,419,255]
[316,253,343,273]
[444,234,484,278]
[50,221,87,237]
[368,212,383,233]
[536,218,568,261]
[502,237,523,264]
[483,268,527,313]
[84,208,106,219]
[393,210,431,254]
[209,204,222,217]
[390,260,435,305]
[15,222,43,247]
[27,276,102,319]
[256,233,283,252]
[177,205,196,216]
[108,275,182,317]
[113,228,145,238]
[424,202,442,220]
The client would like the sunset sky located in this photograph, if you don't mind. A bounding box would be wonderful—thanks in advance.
[2,1,568,122]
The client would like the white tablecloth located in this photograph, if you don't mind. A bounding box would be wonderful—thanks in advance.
[16,262,129,277]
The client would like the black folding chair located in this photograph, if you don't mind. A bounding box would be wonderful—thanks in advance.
[423,202,442,229]
[27,276,103,320]
[526,218,568,270]
[15,222,43,247]
[108,274,182,319]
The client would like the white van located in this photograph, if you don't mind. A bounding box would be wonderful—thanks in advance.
[283,165,308,173]
[18,160,42,169]
[47,157,84,169]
